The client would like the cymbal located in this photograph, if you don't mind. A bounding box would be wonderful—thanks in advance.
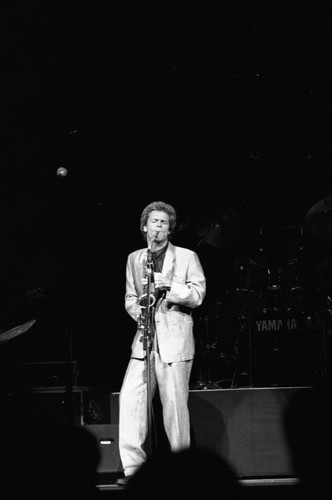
[0,319,36,345]
[304,195,332,237]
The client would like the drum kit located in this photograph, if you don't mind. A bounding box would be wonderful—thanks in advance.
[192,255,311,389]
[192,197,332,389]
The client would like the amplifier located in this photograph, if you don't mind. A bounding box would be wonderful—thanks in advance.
[18,361,78,387]
[21,386,91,426]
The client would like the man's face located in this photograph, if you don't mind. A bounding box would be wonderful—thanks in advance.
[144,210,170,244]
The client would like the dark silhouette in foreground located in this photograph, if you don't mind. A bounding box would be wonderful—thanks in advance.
[1,420,102,500]
[125,446,243,500]
[283,380,332,495]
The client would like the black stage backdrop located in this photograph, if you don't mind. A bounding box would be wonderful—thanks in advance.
[0,2,330,410]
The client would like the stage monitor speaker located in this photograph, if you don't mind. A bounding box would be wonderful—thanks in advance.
[187,386,310,479]
[110,386,313,479]
[84,424,122,476]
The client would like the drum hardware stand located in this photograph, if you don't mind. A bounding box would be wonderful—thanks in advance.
[240,289,254,388]
[215,363,237,389]
[247,316,254,388]
[214,306,238,389]
[320,294,331,379]
[194,315,221,389]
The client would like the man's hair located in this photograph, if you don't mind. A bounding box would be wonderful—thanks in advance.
[140,201,177,239]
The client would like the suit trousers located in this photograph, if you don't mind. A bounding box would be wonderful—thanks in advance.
[118,351,193,476]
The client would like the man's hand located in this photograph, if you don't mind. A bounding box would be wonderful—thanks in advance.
[154,272,171,290]
[141,273,171,290]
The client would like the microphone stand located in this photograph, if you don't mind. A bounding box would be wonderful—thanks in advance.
[142,243,155,457]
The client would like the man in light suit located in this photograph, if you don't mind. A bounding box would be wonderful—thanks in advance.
[117,201,206,485]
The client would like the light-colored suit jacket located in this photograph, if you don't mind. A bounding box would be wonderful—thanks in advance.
[125,242,206,362]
